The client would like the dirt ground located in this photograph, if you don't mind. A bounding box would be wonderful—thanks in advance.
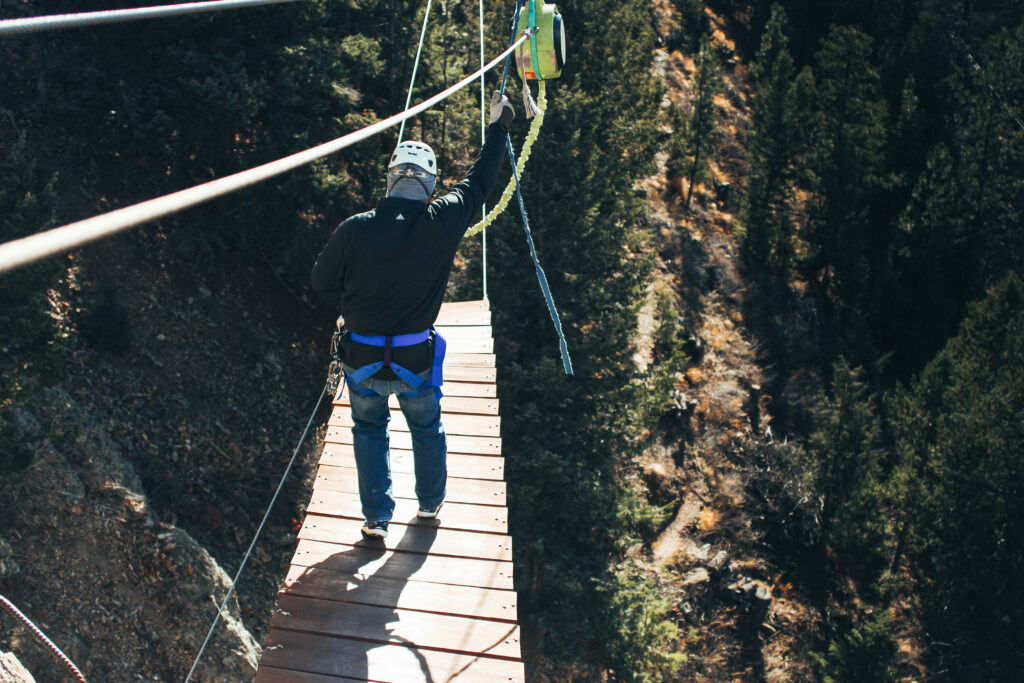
[0,229,333,681]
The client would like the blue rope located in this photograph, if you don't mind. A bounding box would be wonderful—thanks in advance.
[493,0,572,375]
[505,135,573,374]
[498,0,522,95]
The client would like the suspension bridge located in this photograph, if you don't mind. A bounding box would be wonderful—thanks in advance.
[255,300,524,682]
[0,0,572,678]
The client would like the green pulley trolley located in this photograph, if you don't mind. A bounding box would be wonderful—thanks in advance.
[514,1,566,81]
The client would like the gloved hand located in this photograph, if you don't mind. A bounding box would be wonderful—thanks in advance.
[489,90,515,129]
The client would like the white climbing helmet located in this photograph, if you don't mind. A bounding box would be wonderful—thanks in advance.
[389,141,437,176]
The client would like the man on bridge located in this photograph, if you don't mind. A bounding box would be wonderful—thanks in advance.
[311,92,515,540]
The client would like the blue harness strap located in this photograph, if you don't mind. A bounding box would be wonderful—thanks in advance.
[350,330,431,347]
[345,328,446,396]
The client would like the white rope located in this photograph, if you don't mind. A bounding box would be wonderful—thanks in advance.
[479,0,488,299]
[396,0,434,144]
[0,0,299,37]
[0,35,528,276]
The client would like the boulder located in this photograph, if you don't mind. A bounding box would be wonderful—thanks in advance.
[0,652,35,683]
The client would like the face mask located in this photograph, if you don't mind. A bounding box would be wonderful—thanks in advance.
[387,164,436,200]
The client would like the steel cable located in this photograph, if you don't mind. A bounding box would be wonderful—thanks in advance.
[951,32,1024,132]
[0,35,527,276]
[0,0,299,37]
[479,0,488,299]
[396,0,434,144]
[0,594,88,683]
[504,130,573,375]
[183,383,330,683]
[487,0,572,374]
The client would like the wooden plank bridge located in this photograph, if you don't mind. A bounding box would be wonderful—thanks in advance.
[254,300,524,682]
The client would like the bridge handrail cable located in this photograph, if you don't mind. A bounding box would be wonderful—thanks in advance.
[0,0,300,37]
[0,34,528,276]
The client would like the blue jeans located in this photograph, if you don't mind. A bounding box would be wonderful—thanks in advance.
[345,370,447,523]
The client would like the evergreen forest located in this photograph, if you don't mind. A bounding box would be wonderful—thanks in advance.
[1,0,1022,680]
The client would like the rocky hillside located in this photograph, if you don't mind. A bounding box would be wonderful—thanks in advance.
[0,234,330,680]
[624,3,827,679]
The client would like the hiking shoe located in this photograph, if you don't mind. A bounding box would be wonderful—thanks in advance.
[361,520,389,539]
[417,501,444,519]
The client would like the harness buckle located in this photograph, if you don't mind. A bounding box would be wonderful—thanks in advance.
[327,316,347,396]
[326,359,343,396]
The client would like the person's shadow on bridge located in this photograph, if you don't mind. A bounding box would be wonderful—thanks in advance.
[271,518,440,681]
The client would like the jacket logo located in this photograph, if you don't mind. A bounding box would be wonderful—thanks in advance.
[396,213,405,221]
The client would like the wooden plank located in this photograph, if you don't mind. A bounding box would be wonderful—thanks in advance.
[434,310,492,327]
[299,515,513,562]
[441,380,497,398]
[443,364,496,381]
[329,409,500,438]
[434,325,493,341]
[320,444,505,480]
[257,630,524,683]
[307,490,508,534]
[257,300,523,683]
[444,337,494,354]
[315,465,507,506]
[444,352,496,367]
[271,594,522,660]
[290,539,515,590]
[333,393,499,415]
[325,426,501,456]
[282,564,518,622]
[434,300,492,326]
[254,666,355,683]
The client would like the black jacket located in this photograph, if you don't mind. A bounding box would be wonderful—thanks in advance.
[311,123,507,374]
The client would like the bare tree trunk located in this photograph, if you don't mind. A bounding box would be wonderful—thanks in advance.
[685,144,701,211]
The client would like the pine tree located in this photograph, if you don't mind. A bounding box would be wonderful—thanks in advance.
[742,4,799,274]
[889,24,1024,371]
[889,273,1024,677]
[468,0,678,674]
[806,359,886,566]
[799,26,887,310]
[681,32,722,211]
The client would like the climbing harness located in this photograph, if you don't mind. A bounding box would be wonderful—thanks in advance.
[344,330,447,397]
[327,315,446,398]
